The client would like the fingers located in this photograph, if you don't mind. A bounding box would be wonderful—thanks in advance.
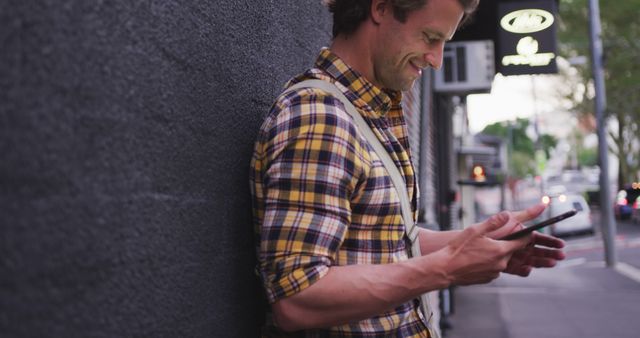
[531,232,566,249]
[485,206,544,242]
[453,212,510,246]
[486,216,524,240]
[513,203,546,223]
[476,211,510,235]
[511,265,533,277]
[505,246,565,277]
[530,246,565,262]
[529,257,559,268]
[476,211,531,252]
[511,246,534,263]
[502,232,533,252]
[505,253,534,276]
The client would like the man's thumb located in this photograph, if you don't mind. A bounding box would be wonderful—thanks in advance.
[479,211,510,234]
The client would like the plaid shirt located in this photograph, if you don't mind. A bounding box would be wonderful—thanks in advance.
[250,48,428,337]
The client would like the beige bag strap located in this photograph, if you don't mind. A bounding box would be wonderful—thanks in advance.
[285,80,440,338]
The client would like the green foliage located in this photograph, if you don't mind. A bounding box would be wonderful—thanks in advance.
[511,151,536,178]
[481,118,557,178]
[539,134,557,159]
[578,146,598,167]
[558,0,640,187]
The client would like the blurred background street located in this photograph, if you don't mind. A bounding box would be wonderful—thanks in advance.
[445,210,640,338]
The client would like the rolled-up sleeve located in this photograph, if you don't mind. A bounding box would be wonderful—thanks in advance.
[256,90,367,303]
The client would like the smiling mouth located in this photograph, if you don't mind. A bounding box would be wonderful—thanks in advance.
[409,61,424,76]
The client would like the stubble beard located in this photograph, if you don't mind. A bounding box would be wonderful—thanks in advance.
[374,58,416,92]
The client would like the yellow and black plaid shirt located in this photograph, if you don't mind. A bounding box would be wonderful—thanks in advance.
[250,48,428,337]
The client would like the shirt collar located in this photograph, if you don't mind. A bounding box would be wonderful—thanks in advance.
[311,48,402,118]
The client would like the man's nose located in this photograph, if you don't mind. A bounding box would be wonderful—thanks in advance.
[424,45,444,70]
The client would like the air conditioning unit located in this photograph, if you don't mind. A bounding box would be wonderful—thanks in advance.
[434,40,495,93]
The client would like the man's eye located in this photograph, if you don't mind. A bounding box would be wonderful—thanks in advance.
[423,35,438,44]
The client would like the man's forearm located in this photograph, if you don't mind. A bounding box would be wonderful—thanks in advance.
[418,228,461,254]
[271,253,452,332]
[273,228,470,331]
[271,213,533,332]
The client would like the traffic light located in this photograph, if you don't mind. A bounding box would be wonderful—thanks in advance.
[471,165,486,182]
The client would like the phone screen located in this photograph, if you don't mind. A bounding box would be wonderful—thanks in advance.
[499,209,578,240]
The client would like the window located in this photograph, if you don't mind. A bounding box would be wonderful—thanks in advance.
[572,201,583,212]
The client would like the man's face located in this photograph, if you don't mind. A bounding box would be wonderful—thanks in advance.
[372,0,464,91]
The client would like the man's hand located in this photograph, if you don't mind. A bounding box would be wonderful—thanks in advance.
[487,204,566,276]
[435,212,532,286]
[485,204,545,239]
[503,231,565,276]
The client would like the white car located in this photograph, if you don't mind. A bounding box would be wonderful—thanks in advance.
[543,193,594,237]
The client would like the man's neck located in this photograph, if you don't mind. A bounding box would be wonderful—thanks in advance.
[330,30,379,88]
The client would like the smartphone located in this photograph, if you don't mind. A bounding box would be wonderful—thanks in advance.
[499,209,578,240]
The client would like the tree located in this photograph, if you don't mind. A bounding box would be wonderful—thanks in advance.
[557,0,640,188]
[481,118,557,178]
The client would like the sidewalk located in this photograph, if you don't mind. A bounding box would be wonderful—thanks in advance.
[444,259,640,338]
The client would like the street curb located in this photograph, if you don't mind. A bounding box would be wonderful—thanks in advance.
[615,262,640,283]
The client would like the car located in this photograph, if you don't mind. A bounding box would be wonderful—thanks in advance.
[614,186,640,220]
[632,196,640,224]
[542,192,594,237]
[541,185,568,204]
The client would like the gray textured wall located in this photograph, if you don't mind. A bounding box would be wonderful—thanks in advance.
[0,1,331,336]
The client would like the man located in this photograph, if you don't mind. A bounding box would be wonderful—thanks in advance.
[250,0,566,336]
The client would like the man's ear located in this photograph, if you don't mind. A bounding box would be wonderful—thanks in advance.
[370,0,390,25]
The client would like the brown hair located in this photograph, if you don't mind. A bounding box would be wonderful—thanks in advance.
[323,0,480,38]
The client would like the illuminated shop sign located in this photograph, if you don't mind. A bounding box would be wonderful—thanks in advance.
[500,9,555,34]
[502,36,555,67]
[498,1,558,75]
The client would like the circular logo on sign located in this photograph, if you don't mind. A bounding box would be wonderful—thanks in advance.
[516,36,539,56]
[500,9,555,34]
